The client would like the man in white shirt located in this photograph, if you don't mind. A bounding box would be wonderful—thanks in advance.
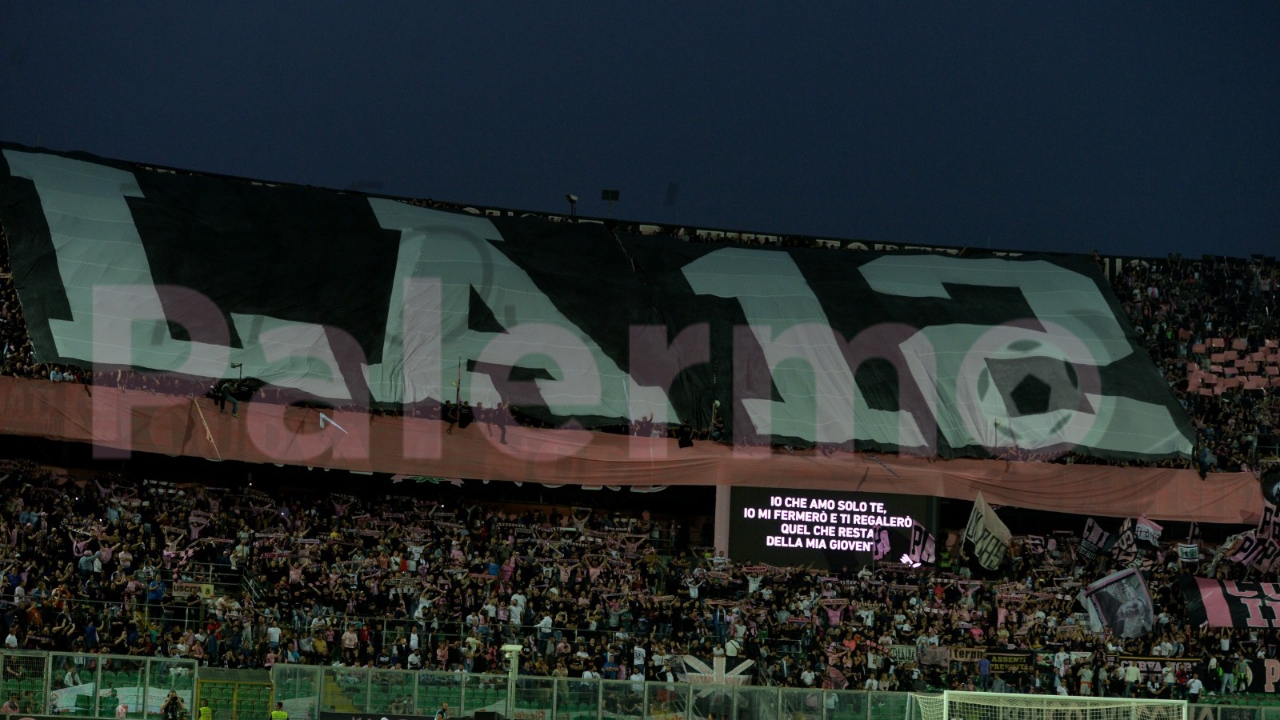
[857,607,875,628]
[1079,665,1094,696]
[1187,674,1204,703]
[685,578,702,600]
[4,631,18,649]
[1123,663,1141,697]
[536,613,553,651]
[1053,649,1070,676]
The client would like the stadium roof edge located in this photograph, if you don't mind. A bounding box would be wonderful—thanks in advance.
[3,140,1268,265]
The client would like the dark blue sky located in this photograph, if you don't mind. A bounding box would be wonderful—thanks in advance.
[2,3,1276,258]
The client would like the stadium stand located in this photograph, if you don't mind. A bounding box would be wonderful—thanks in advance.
[0,458,1271,701]
[1108,255,1280,473]
[1,145,1279,720]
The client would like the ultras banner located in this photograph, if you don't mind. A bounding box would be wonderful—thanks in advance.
[1180,576,1280,629]
[0,143,1194,461]
[964,492,1011,570]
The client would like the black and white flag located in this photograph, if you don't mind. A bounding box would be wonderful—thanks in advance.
[1078,517,1110,562]
[965,492,1011,571]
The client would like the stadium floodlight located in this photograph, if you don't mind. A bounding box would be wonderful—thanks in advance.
[911,690,1187,720]
[601,189,620,218]
[565,194,578,221]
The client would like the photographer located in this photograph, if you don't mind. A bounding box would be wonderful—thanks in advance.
[161,691,185,720]
[211,379,240,418]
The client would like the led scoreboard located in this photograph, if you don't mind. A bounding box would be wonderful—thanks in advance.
[728,486,937,570]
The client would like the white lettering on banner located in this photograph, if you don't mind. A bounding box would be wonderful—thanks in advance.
[0,147,1192,458]
[682,248,929,449]
[1233,533,1280,574]
[1112,519,1139,561]
[1135,516,1164,545]
[1261,502,1279,543]
[1178,544,1200,564]
[1079,517,1109,561]
[965,492,1011,570]
[890,645,918,664]
[3,149,354,400]
[907,523,936,565]
[365,199,645,422]
[858,255,1192,456]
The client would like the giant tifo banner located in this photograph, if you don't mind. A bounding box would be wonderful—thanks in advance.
[0,143,1195,462]
[1180,576,1280,628]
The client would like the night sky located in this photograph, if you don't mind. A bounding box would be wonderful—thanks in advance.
[1,3,1276,259]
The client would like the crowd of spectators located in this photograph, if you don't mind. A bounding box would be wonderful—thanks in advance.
[1109,254,1280,476]
[0,458,1273,702]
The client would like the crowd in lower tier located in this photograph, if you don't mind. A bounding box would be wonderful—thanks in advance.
[0,459,1267,701]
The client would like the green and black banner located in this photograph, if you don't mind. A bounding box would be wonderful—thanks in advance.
[0,143,1194,461]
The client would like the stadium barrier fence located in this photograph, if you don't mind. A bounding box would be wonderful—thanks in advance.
[4,654,1280,720]
[0,651,196,718]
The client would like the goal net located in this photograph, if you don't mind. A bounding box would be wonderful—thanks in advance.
[909,692,1187,720]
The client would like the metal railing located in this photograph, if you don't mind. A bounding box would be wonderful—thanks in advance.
[28,594,216,637]
[177,562,243,590]
[271,665,912,720]
[5,654,1280,720]
[0,651,196,718]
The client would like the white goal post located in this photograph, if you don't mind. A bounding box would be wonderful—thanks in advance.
[910,691,1187,720]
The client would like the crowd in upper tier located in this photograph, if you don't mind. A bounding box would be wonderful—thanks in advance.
[0,458,1271,701]
[1108,254,1280,475]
